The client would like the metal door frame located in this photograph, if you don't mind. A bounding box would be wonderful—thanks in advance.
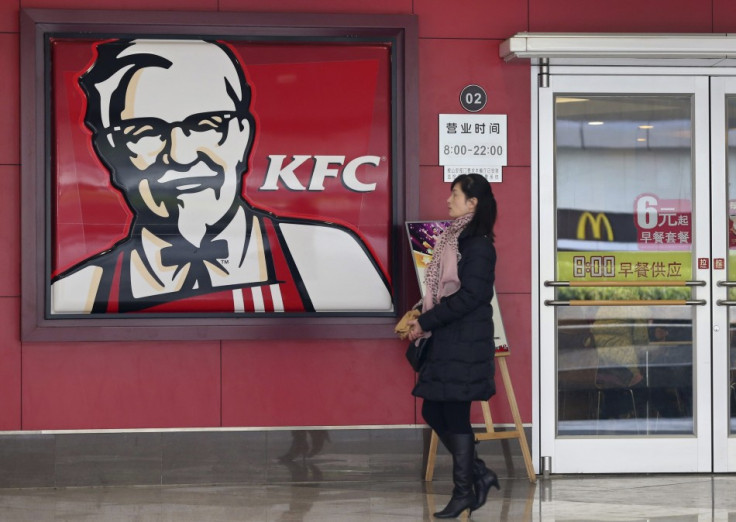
[533,66,736,474]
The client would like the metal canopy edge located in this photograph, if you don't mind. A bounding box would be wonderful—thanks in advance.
[500,32,736,63]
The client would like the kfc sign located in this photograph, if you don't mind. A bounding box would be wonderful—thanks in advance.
[260,155,381,192]
[50,38,394,315]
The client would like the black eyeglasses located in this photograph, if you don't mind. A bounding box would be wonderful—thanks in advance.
[103,111,239,151]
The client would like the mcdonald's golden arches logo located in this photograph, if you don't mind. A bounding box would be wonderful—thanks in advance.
[577,212,614,241]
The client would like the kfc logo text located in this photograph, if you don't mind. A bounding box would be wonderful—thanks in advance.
[260,155,381,192]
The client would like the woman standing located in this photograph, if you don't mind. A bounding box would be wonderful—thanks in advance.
[407,173,499,518]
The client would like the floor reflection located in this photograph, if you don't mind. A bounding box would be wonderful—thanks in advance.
[0,475,735,520]
[274,430,331,521]
[537,475,736,521]
[1,428,735,521]
[278,430,331,463]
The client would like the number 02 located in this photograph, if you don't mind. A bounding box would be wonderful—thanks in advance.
[465,92,482,105]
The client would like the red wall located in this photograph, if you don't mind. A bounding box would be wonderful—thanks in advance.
[4,0,734,431]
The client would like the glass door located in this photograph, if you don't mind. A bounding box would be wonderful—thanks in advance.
[711,77,736,473]
[539,74,713,473]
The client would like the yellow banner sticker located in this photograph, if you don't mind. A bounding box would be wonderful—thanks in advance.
[729,251,736,280]
[557,251,692,282]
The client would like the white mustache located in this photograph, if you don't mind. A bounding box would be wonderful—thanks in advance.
[157,164,219,184]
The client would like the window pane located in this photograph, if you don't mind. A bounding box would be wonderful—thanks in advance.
[554,95,695,436]
[726,96,736,436]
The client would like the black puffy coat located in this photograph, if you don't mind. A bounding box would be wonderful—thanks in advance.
[412,231,496,402]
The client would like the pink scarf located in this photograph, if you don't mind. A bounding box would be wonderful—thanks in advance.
[422,213,474,315]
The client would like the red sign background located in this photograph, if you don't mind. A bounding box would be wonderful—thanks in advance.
[51,39,393,282]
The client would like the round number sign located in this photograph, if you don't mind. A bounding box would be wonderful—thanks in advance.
[460,85,487,112]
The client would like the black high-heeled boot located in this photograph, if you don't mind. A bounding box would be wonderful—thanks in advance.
[434,433,476,519]
[470,450,500,512]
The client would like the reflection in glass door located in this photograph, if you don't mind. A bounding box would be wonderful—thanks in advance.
[728,99,736,441]
[554,94,696,437]
[710,78,736,472]
[538,74,713,473]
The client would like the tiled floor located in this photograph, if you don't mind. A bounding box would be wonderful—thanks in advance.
[1,471,735,520]
[1,428,735,520]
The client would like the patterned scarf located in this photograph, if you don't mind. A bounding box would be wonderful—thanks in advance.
[422,213,474,311]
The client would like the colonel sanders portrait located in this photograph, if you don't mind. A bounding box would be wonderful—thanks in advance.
[50,39,393,314]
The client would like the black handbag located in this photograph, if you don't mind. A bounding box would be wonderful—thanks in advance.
[405,337,431,372]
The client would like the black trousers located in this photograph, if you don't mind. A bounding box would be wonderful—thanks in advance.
[421,399,473,436]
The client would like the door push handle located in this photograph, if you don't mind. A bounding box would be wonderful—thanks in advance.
[716,281,736,305]
[545,299,707,307]
[545,280,706,287]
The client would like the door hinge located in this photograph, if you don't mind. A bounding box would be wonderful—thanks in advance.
[539,58,550,88]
